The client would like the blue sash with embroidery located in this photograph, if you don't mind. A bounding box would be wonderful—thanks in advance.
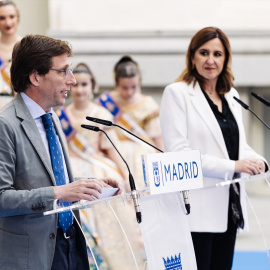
[98,92,120,119]
[57,109,77,141]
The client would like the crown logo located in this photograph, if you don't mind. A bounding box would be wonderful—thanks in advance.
[163,253,182,270]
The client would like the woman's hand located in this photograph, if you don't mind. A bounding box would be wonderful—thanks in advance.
[235,159,265,175]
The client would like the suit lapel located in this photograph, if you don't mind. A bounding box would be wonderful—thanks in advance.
[14,94,56,185]
[189,82,229,158]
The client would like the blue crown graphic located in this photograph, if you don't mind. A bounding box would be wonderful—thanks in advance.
[163,253,182,270]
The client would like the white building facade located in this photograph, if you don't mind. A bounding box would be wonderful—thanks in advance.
[16,0,270,161]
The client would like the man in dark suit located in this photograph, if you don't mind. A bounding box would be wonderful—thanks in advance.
[0,34,121,270]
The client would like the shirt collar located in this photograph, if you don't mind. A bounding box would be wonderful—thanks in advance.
[20,92,53,120]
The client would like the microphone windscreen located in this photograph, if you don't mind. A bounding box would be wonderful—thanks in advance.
[251,92,270,106]
[86,116,112,126]
[233,96,249,110]
[81,124,100,132]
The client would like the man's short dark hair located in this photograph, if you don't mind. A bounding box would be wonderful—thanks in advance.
[11,35,72,92]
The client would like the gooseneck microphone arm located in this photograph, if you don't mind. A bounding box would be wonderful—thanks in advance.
[86,116,163,153]
[233,96,270,130]
[86,116,191,215]
[81,124,141,223]
[251,92,270,107]
[115,124,163,153]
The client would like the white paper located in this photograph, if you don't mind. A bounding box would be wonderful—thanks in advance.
[91,187,119,200]
[99,187,119,199]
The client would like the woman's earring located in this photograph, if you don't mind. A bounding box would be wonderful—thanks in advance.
[192,63,195,70]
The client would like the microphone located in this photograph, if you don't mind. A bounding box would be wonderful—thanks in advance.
[86,116,191,215]
[233,96,249,110]
[81,124,142,223]
[233,96,270,130]
[251,92,270,107]
[86,116,163,153]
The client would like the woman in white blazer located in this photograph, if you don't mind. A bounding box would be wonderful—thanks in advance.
[160,27,268,270]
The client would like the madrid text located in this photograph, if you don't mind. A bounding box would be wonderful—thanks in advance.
[164,162,198,182]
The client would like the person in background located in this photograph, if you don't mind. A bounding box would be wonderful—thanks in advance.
[58,62,144,269]
[160,26,268,270]
[97,55,163,190]
[0,0,20,107]
[58,62,128,182]
[0,34,121,270]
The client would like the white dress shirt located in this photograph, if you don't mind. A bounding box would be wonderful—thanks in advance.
[21,92,70,184]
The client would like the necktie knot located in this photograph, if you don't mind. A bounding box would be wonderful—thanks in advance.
[41,113,53,129]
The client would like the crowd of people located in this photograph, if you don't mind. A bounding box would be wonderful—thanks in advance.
[0,1,268,270]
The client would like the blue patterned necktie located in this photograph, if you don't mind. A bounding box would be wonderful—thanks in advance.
[41,113,73,233]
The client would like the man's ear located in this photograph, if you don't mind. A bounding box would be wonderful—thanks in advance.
[29,71,40,87]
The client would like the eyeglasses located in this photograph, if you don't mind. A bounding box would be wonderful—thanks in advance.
[49,66,73,79]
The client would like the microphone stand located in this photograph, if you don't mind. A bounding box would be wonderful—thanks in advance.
[251,92,270,107]
[86,116,163,152]
[86,116,191,215]
[233,96,270,130]
[81,124,142,223]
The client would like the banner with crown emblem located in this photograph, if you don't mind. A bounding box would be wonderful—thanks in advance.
[139,192,197,270]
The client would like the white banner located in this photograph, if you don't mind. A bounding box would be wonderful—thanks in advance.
[139,192,197,270]
[142,150,203,195]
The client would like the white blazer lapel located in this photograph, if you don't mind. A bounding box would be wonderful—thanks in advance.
[189,82,229,158]
[225,90,239,126]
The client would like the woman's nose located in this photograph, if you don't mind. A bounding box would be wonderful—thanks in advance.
[6,18,12,25]
[206,54,214,64]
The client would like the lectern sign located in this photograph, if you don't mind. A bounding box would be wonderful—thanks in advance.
[142,150,203,194]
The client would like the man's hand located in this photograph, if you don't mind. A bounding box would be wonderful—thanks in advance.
[54,178,103,202]
[100,177,122,196]
[53,177,122,202]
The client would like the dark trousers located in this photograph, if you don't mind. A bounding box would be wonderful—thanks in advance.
[191,216,237,270]
[51,224,89,270]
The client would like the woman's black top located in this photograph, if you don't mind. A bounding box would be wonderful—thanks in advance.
[202,90,239,161]
[202,90,244,229]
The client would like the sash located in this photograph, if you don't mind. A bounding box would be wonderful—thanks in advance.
[98,92,154,146]
[0,58,11,92]
[57,109,122,177]
[1,69,11,87]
